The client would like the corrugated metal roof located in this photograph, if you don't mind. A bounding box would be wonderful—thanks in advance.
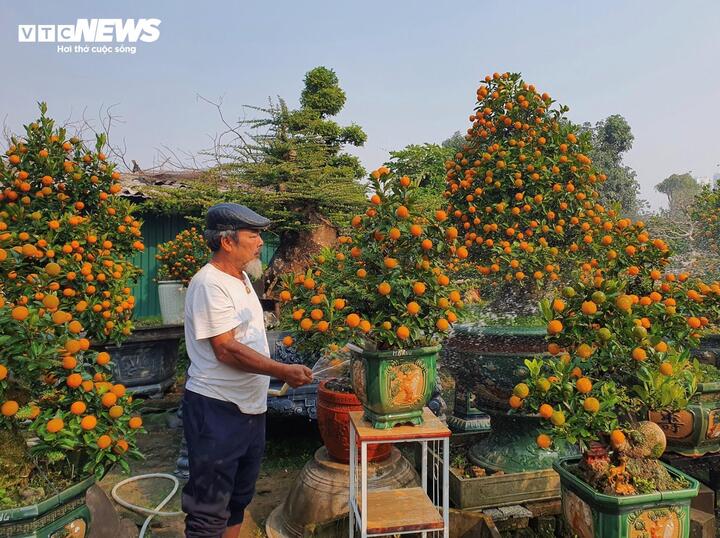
[118,170,205,199]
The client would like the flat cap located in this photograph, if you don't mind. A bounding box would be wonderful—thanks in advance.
[205,203,272,231]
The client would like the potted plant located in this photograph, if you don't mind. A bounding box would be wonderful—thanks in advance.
[512,262,711,537]
[280,166,463,428]
[641,275,720,455]
[155,227,210,325]
[438,71,631,469]
[313,350,391,463]
[0,105,145,534]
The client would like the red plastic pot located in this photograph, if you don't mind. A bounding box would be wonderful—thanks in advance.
[316,380,391,463]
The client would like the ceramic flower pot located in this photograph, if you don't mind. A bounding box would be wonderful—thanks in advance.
[157,280,186,325]
[348,343,439,429]
[648,381,720,457]
[554,456,699,538]
[316,380,391,463]
[0,475,95,538]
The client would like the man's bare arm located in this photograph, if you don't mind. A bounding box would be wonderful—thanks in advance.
[209,330,313,387]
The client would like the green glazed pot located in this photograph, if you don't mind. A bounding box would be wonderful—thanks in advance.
[469,411,578,473]
[443,325,568,472]
[554,457,698,538]
[348,343,439,429]
[649,381,720,457]
[0,475,95,537]
[441,324,546,412]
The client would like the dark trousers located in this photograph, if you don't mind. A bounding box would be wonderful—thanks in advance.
[182,389,266,538]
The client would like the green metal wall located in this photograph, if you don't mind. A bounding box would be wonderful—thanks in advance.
[131,214,279,319]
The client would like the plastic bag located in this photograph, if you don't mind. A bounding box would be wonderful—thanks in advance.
[310,347,349,382]
[267,347,350,396]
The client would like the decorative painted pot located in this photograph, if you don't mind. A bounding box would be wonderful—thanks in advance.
[469,410,578,472]
[0,475,95,538]
[554,456,699,538]
[157,280,186,325]
[648,381,720,457]
[93,325,183,397]
[316,380,391,463]
[442,325,565,472]
[441,324,546,413]
[348,343,439,429]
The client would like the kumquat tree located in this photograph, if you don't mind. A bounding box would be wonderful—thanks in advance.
[688,184,720,279]
[442,72,620,312]
[511,247,720,493]
[278,166,464,355]
[156,227,211,286]
[0,105,145,506]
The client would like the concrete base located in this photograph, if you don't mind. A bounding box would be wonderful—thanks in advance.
[265,446,418,538]
[87,485,138,538]
[690,508,715,538]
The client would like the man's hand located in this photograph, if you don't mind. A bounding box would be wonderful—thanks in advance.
[282,364,314,388]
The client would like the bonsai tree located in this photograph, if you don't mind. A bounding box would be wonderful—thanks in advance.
[279,166,463,352]
[143,66,368,294]
[0,105,144,507]
[0,104,144,342]
[156,227,210,286]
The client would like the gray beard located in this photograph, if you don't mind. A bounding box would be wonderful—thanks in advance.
[244,258,263,280]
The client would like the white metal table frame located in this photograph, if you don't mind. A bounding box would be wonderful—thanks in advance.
[348,419,450,538]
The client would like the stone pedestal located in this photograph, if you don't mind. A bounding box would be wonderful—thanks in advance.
[265,446,417,538]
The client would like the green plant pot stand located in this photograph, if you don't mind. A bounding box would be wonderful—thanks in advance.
[469,410,578,473]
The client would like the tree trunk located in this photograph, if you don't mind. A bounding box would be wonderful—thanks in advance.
[0,428,33,492]
[263,211,337,297]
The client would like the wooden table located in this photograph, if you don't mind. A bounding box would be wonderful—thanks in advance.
[349,408,451,537]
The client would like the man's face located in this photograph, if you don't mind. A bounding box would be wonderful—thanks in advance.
[222,229,264,269]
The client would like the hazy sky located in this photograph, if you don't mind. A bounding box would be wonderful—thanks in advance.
[3,1,719,209]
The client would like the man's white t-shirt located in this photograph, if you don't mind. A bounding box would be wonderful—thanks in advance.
[184,263,270,414]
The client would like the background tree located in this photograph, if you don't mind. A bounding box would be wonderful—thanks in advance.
[383,133,472,214]
[384,143,453,211]
[441,131,467,153]
[656,172,701,213]
[647,173,718,278]
[583,114,644,217]
[144,66,368,293]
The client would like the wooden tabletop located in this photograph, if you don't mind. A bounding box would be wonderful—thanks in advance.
[357,487,444,534]
[349,408,451,441]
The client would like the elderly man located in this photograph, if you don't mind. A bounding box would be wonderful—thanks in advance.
[182,203,313,538]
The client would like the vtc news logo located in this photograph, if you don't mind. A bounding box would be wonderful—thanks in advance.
[18,18,161,43]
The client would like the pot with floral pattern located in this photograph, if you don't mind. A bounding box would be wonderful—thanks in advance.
[348,343,439,429]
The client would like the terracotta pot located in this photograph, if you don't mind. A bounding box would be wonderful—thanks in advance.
[316,381,391,463]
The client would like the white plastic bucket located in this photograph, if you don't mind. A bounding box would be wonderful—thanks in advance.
[158,280,187,325]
